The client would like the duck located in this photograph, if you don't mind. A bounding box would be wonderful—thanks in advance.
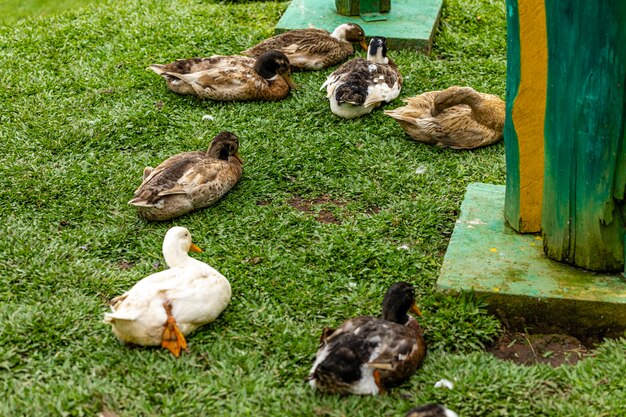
[103,226,232,357]
[320,36,402,119]
[405,404,458,417]
[308,282,426,395]
[384,86,505,149]
[149,50,296,101]
[128,131,243,221]
[241,23,367,71]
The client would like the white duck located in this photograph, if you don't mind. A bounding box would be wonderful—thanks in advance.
[321,36,402,119]
[103,226,231,357]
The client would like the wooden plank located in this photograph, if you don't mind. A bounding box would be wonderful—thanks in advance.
[542,0,626,271]
[504,0,547,233]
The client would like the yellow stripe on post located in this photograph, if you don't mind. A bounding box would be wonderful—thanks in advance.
[510,0,547,233]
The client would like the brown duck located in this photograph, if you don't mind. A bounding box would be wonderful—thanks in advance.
[308,282,426,395]
[149,50,296,101]
[129,131,243,221]
[242,23,367,71]
[385,86,505,149]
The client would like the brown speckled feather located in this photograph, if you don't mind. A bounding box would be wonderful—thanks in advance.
[242,28,354,70]
[385,86,505,149]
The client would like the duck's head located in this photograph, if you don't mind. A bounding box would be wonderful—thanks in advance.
[381,282,422,325]
[162,226,203,268]
[207,131,243,165]
[367,36,388,65]
[254,50,297,89]
[405,404,458,417]
[331,23,367,50]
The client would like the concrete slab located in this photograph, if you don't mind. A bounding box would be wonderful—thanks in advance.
[274,0,443,52]
[438,183,626,341]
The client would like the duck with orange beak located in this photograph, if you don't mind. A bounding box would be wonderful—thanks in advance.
[104,227,232,357]
[309,282,426,395]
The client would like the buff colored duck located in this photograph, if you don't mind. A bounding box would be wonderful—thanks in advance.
[129,131,243,221]
[308,282,426,395]
[149,50,296,101]
[384,86,505,149]
[242,23,367,71]
[321,36,402,119]
[103,227,231,357]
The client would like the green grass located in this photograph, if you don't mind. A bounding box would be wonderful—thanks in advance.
[1,0,625,416]
[0,0,103,24]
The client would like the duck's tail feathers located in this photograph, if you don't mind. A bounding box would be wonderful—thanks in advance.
[103,310,141,324]
[148,64,166,75]
[384,109,416,124]
[128,197,155,207]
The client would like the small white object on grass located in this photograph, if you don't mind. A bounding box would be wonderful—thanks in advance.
[397,244,410,250]
[434,378,454,389]
[415,164,427,175]
[202,114,215,121]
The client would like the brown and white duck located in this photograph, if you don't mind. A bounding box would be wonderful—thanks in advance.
[149,50,296,101]
[321,36,402,119]
[384,86,505,149]
[129,131,243,221]
[308,282,426,395]
[242,23,367,71]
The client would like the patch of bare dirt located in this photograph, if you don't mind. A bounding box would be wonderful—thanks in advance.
[288,195,345,224]
[488,332,590,367]
[117,260,134,270]
[287,195,383,224]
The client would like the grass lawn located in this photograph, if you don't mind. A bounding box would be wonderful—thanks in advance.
[1,0,625,415]
[0,0,102,24]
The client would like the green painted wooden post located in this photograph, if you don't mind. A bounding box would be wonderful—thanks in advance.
[335,0,391,16]
[542,0,626,272]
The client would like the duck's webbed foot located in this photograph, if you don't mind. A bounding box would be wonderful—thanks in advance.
[161,300,188,358]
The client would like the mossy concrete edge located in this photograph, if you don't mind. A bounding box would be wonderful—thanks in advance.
[438,183,626,340]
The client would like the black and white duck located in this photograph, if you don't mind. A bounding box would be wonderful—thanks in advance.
[308,282,426,395]
[320,36,402,119]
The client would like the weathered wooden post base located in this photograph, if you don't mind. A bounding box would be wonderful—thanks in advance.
[437,183,626,341]
[274,0,442,52]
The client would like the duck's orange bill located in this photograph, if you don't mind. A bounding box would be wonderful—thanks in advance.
[410,303,422,317]
[234,151,244,165]
[360,40,368,50]
[189,243,203,253]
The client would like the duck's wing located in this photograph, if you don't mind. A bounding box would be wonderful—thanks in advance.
[320,58,367,96]
[364,322,421,368]
[243,29,332,56]
[150,56,253,74]
[163,63,267,99]
[361,62,403,108]
[129,152,205,207]
[156,158,241,198]
[165,270,231,325]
